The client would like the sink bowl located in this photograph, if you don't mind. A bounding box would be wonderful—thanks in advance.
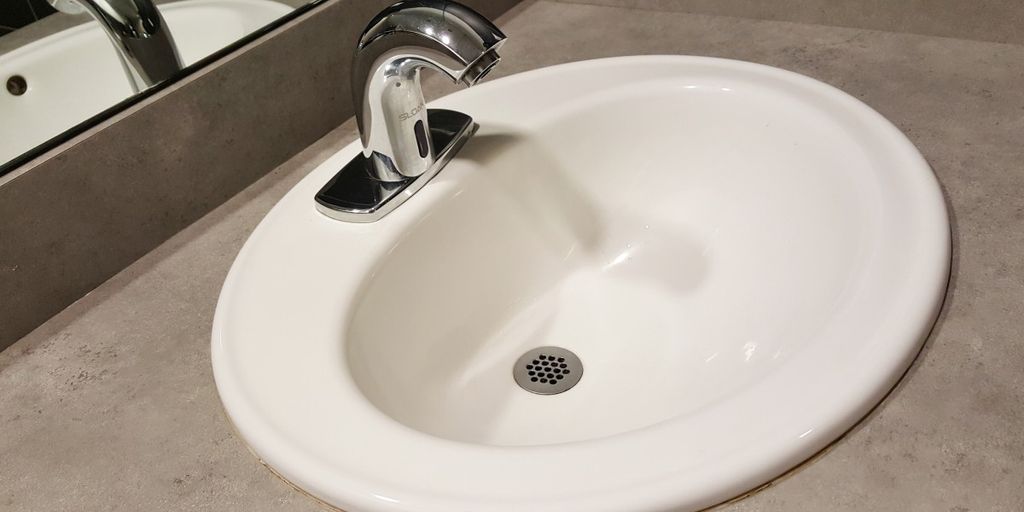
[0,0,292,164]
[212,56,949,512]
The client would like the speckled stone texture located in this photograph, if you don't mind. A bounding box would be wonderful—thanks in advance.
[558,0,1024,45]
[2,1,1023,511]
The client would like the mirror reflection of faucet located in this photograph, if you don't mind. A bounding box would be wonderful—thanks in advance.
[314,0,507,223]
[47,0,183,92]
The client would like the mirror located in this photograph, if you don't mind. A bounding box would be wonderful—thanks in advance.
[0,0,321,176]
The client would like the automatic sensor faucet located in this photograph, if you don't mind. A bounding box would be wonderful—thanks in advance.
[314,0,507,222]
[352,0,506,183]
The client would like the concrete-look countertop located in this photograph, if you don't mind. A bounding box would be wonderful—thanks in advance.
[2,1,1022,510]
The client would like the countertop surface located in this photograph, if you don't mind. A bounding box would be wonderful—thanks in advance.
[2,1,1023,510]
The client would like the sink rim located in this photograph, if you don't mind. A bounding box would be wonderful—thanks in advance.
[211,55,950,512]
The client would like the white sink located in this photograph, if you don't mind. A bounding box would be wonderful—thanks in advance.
[0,0,292,164]
[212,56,949,512]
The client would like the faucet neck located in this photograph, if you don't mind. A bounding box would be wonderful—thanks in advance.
[352,1,506,182]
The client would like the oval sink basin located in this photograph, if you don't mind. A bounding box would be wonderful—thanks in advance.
[212,56,949,512]
[0,0,292,163]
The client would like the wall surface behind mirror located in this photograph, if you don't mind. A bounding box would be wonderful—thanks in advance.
[0,0,57,37]
[0,0,521,351]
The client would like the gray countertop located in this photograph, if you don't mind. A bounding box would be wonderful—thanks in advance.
[2,1,1023,510]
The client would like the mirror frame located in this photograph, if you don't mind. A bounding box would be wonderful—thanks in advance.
[0,0,329,179]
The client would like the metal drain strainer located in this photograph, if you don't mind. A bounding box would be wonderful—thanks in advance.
[513,346,583,395]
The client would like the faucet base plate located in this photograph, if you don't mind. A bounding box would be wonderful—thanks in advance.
[314,109,476,223]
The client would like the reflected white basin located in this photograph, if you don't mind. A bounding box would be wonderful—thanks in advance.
[0,0,291,163]
[212,57,949,511]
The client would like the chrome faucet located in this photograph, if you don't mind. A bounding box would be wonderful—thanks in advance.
[353,0,506,183]
[48,0,183,93]
[315,0,507,222]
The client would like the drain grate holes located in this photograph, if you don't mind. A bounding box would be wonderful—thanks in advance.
[513,347,583,395]
[525,354,571,384]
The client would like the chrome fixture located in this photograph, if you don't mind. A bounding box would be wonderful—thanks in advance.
[48,0,183,92]
[315,0,506,222]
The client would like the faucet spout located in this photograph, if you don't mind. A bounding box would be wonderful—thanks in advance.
[352,0,506,182]
[315,0,507,222]
[49,0,183,92]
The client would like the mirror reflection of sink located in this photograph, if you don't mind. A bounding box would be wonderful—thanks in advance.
[212,56,950,511]
[0,0,291,163]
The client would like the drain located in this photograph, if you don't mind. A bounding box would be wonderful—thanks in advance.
[513,346,583,395]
